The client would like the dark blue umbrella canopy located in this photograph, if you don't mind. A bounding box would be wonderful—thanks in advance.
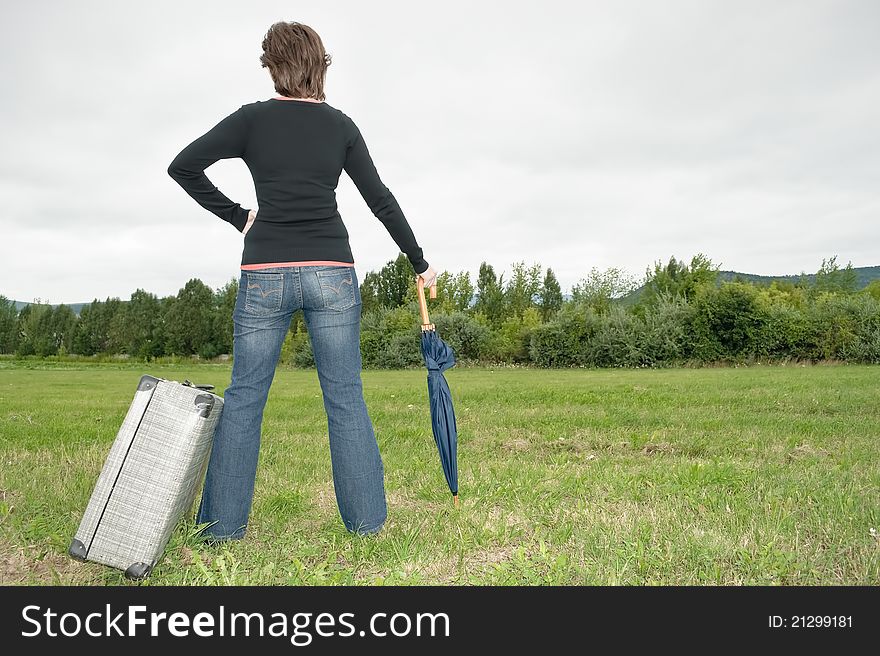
[419,329,459,501]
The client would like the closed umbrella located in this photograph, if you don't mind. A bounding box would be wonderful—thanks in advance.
[417,276,459,506]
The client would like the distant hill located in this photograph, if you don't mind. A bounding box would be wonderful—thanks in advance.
[7,265,880,315]
[716,265,880,289]
[620,265,880,305]
[12,300,89,315]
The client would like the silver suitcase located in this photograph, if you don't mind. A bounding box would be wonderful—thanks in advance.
[68,374,224,579]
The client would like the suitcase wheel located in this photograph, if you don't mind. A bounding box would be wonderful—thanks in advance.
[68,539,87,561]
[124,562,153,580]
[138,374,160,391]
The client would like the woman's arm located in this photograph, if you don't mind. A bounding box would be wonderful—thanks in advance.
[343,120,430,274]
[167,105,253,233]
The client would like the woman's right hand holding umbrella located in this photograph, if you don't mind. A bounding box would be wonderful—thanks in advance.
[418,264,437,290]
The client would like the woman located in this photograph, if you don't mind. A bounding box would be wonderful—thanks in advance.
[167,21,437,541]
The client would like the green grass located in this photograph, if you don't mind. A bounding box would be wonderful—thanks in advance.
[0,360,878,585]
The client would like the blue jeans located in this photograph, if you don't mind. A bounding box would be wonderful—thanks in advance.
[195,265,387,540]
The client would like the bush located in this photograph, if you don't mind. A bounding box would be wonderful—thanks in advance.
[358,304,425,368]
[639,292,695,365]
[807,292,880,363]
[280,327,314,368]
[480,308,541,363]
[754,301,814,361]
[197,341,222,360]
[380,331,423,368]
[292,336,315,368]
[863,280,880,302]
[689,282,768,362]
[586,303,645,367]
[432,311,492,361]
[358,304,492,368]
[529,304,595,367]
[359,305,417,368]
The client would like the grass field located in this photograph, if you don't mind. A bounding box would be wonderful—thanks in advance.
[0,359,877,585]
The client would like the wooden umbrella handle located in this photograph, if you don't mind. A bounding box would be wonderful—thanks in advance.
[416,274,437,331]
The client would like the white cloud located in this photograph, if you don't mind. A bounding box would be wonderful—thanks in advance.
[2,0,878,304]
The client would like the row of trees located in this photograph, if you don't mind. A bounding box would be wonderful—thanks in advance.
[1,280,238,360]
[2,255,878,367]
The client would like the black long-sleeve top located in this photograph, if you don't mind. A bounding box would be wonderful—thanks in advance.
[167,97,429,273]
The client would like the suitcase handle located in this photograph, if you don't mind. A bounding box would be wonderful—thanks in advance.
[182,379,215,391]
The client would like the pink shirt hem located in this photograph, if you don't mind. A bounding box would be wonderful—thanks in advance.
[241,260,354,270]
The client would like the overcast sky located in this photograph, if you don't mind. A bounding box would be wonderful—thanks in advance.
[2,0,878,305]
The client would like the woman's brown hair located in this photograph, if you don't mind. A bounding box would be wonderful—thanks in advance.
[260,22,332,101]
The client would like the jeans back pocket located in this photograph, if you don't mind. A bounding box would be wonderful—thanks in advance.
[244,272,284,315]
[316,268,358,312]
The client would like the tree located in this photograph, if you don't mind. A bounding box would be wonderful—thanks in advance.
[571,266,639,315]
[452,271,475,311]
[360,270,382,314]
[474,262,505,326]
[638,253,719,310]
[72,297,124,355]
[110,289,165,359]
[163,279,216,357]
[102,298,124,353]
[73,300,100,355]
[539,268,563,321]
[15,301,55,356]
[373,254,415,308]
[0,295,19,354]
[212,278,238,356]
[813,255,857,295]
[503,261,542,319]
[107,301,130,355]
[51,304,78,355]
[152,295,176,357]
